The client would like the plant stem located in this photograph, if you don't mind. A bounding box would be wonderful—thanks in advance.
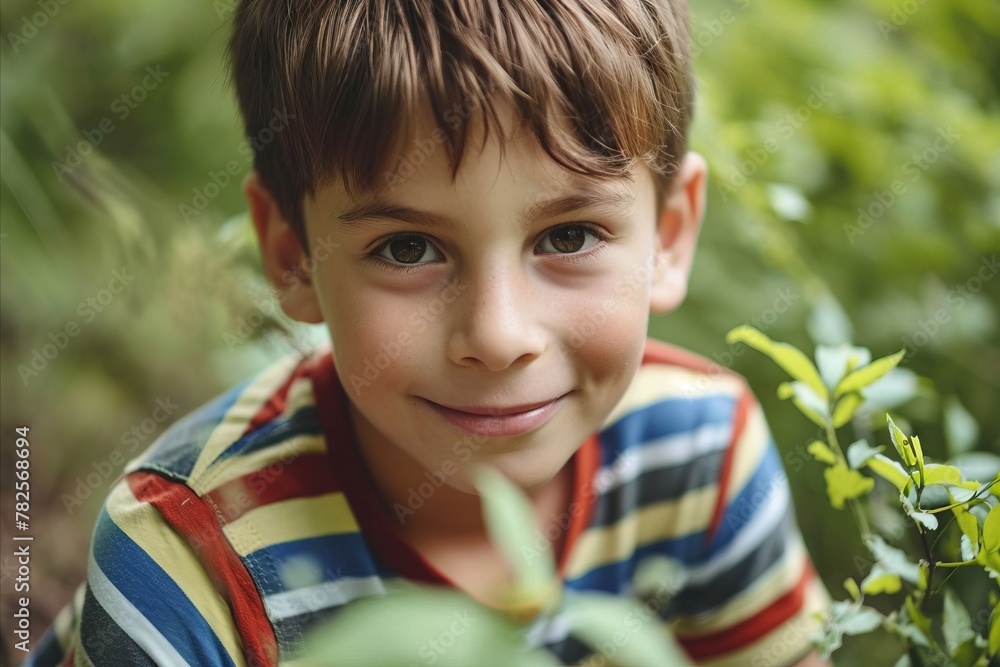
[918,526,935,608]
[934,560,978,568]
[824,420,872,540]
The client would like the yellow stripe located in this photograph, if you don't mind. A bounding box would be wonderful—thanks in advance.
[724,403,769,503]
[188,353,307,492]
[74,642,96,667]
[602,366,745,429]
[694,580,829,667]
[200,433,328,493]
[566,485,717,579]
[105,481,248,667]
[223,493,359,558]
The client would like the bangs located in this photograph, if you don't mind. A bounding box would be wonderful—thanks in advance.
[229,0,692,237]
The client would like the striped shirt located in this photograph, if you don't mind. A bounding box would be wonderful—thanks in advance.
[29,339,828,667]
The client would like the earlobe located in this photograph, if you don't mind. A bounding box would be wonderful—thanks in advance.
[649,152,708,314]
[244,172,324,324]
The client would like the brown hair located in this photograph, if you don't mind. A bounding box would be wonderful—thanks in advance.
[228,0,693,246]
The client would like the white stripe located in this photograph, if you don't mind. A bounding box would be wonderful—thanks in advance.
[524,611,574,647]
[684,477,790,585]
[593,422,732,495]
[264,576,387,620]
[530,479,791,650]
[87,550,192,666]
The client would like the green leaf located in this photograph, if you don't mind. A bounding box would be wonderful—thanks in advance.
[944,396,979,457]
[863,369,921,412]
[866,454,909,490]
[861,568,901,595]
[922,464,964,486]
[844,578,861,603]
[847,439,883,469]
[808,440,838,465]
[778,381,830,427]
[726,326,828,400]
[888,415,916,467]
[905,594,933,642]
[953,507,980,559]
[815,344,870,390]
[475,467,554,590]
[984,504,1000,555]
[910,435,926,483]
[900,490,939,530]
[835,349,906,397]
[840,606,883,635]
[832,392,864,428]
[562,592,693,667]
[824,462,874,509]
[632,555,687,602]
[943,590,976,658]
[304,587,559,667]
[867,536,922,585]
[807,295,854,347]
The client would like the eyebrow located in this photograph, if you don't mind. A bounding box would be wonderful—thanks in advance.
[336,182,636,230]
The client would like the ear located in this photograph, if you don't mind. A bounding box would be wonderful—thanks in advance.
[244,172,324,324]
[649,152,708,313]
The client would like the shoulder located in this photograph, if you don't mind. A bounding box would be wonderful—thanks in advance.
[597,339,755,468]
[608,339,749,418]
[565,341,764,579]
[125,350,327,496]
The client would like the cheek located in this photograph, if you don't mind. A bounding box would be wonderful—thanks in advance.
[321,279,426,400]
[562,267,651,377]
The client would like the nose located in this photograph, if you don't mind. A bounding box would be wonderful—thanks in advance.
[447,266,547,371]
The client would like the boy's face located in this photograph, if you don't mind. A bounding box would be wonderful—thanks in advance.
[249,108,705,495]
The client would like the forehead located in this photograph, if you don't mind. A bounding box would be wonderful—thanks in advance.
[309,101,649,225]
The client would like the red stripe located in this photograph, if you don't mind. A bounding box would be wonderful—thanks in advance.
[558,433,600,576]
[309,350,603,586]
[127,471,279,667]
[706,390,753,543]
[203,453,341,523]
[242,359,312,436]
[642,339,737,378]
[308,352,446,584]
[679,560,816,659]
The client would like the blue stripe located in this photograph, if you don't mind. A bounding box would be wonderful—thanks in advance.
[214,406,322,464]
[22,625,67,667]
[137,381,250,479]
[249,533,394,596]
[565,437,785,593]
[704,439,787,558]
[597,395,736,468]
[91,509,238,667]
[564,530,707,592]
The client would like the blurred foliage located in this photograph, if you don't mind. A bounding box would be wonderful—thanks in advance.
[0,0,998,665]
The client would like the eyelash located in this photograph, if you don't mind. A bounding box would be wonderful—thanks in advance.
[539,222,609,262]
[362,222,610,273]
[361,232,437,274]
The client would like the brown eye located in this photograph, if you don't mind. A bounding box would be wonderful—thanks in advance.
[378,235,441,264]
[550,228,585,253]
[537,224,602,255]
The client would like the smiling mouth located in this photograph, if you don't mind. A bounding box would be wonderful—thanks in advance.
[422,394,568,437]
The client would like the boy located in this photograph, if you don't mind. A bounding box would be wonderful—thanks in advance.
[30,0,829,665]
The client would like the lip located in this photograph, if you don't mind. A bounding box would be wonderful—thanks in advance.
[423,394,567,437]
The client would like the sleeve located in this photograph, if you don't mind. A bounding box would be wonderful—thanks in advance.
[28,472,271,667]
[671,390,830,667]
